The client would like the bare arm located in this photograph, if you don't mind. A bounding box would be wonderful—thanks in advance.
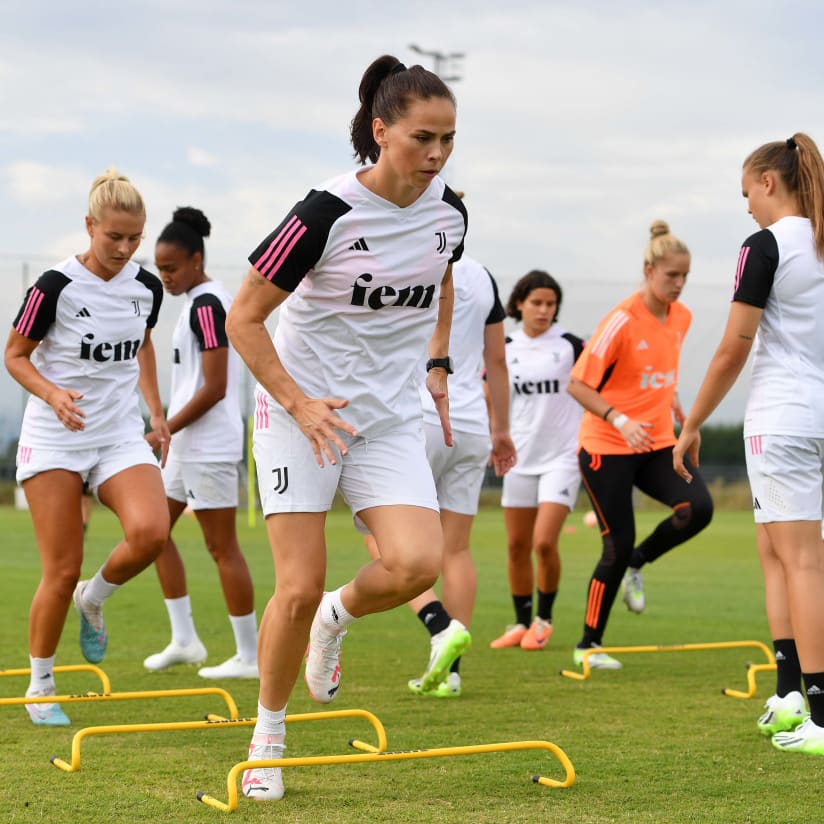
[482,320,516,476]
[4,328,85,431]
[673,302,761,481]
[226,267,356,467]
[425,263,454,447]
[137,328,170,466]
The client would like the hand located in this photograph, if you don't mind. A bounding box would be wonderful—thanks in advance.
[147,414,171,468]
[673,426,700,483]
[489,432,517,477]
[45,387,86,432]
[291,396,358,468]
[425,368,452,447]
[617,417,654,453]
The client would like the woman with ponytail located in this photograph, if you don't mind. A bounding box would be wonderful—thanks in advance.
[226,54,466,800]
[675,133,824,755]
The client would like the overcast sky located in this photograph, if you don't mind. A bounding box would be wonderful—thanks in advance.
[2,0,823,429]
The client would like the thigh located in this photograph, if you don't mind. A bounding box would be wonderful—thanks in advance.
[503,506,538,548]
[579,449,637,543]
[264,511,327,595]
[194,507,240,551]
[534,501,571,545]
[87,439,159,492]
[98,463,170,536]
[635,447,710,509]
[359,504,443,569]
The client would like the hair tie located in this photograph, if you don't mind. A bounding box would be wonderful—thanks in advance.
[390,62,407,75]
[786,137,798,150]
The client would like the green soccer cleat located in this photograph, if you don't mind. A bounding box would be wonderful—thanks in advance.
[772,717,824,755]
[757,691,807,736]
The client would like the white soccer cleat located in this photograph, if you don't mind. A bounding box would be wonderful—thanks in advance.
[304,609,346,704]
[757,691,807,736]
[621,568,646,614]
[143,638,208,671]
[198,654,258,679]
[241,732,285,801]
[573,644,623,670]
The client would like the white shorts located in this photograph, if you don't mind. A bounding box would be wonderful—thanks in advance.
[16,438,158,491]
[424,422,490,516]
[162,453,239,510]
[254,402,438,528]
[501,459,581,509]
[745,433,824,522]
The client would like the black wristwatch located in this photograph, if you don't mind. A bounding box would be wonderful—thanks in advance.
[426,356,454,374]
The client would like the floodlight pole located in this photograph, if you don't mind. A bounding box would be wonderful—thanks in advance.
[408,44,464,82]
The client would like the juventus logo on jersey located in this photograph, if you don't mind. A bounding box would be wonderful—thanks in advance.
[348,238,370,251]
[272,466,289,494]
[131,299,141,316]
[435,231,447,253]
[173,348,181,364]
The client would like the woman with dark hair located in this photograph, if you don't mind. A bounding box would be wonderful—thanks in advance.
[226,54,466,800]
[143,207,257,680]
[568,221,713,670]
[490,270,584,651]
[674,133,824,754]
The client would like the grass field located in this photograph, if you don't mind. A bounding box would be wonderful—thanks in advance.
[1,503,822,823]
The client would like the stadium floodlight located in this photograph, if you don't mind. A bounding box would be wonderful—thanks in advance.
[408,44,464,82]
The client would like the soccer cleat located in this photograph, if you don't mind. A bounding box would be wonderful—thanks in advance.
[408,671,462,698]
[520,617,553,651]
[304,610,346,704]
[772,717,824,755]
[418,619,472,693]
[621,568,645,613]
[573,644,623,670]
[143,639,208,671]
[489,623,528,649]
[241,732,285,800]
[757,691,807,736]
[25,688,70,726]
[73,580,108,663]
[198,654,258,680]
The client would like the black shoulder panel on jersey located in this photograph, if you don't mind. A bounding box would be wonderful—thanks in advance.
[442,186,468,264]
[189,293,229,350]
[596,361,616,393]
[484,269,506,325]
[12,269,71,341]
[136,268,164,328]
[248,189,352,292]
[562,332,585,363]
[732,229,779,309]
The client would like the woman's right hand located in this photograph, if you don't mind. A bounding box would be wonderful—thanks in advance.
[45,387,86,432]
[616,416,654,453]
[291,396,358,467]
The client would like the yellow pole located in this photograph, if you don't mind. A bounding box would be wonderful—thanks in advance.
[0,664,111,694]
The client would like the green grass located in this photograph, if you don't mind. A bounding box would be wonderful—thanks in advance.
[1,505,822,823]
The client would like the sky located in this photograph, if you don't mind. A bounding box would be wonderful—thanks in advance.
[2,0,823,432]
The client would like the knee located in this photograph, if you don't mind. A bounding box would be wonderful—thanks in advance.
[274,585,324,624]
[673,497,713,532]
[533,539,559,562]
[124,521,169,561]
[44,565,82,599]
[507,539,532,562]
[387,549,440,593]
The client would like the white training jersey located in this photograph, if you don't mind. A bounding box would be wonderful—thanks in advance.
[13,256,162,449]
[167,281,243,462]
[419,254,505,436]
[248,170,467,438]
[733,216,824,437]
[506,325,585,474]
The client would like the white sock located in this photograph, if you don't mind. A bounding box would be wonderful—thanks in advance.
[229,611,257,662]
[165,596,198,647]
[27,655,56,695]
[320,587,355,632]
[83,569,120,606]
[254,701,286,738]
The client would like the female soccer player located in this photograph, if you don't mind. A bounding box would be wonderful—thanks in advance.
[490,271,584,652]
[226,55,466,800]
[674,133,824,755]
[568,221,713,669]
[5,168,170,725]
[142,207,258,679]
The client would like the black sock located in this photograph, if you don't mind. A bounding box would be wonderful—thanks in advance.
[803,671,824,727]
[416,600,451,637]
[450,658,460,675]
[774,638,802,698]
[536,589,556,622]
[513,594,532,627]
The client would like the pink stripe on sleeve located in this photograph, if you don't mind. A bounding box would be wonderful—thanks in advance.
[734,246,750,293]
[15,288,45,337]
[197,305,218,349]
[252,216,301,274]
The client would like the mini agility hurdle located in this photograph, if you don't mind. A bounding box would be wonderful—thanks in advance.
[560,640,775,698]
[1,664,111,694]
[51,708,387,773]
[197,738,576,812]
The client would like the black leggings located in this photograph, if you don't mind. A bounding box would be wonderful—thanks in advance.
[578,446,713,646]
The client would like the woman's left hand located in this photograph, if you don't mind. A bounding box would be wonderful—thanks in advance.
[147,415,171,468]
[425,368,452,447]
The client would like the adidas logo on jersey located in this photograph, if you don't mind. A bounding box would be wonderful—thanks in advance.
[636,339,649,350]
[348,238,370,251]
[75,307,91,317]
[350,273,436,310]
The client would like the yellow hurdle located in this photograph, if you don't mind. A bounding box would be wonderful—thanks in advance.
[51,708,387,773]
[0,664,111,694]
[560,640,776,698]
[198,739,576,813]
[1,686,239,719]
